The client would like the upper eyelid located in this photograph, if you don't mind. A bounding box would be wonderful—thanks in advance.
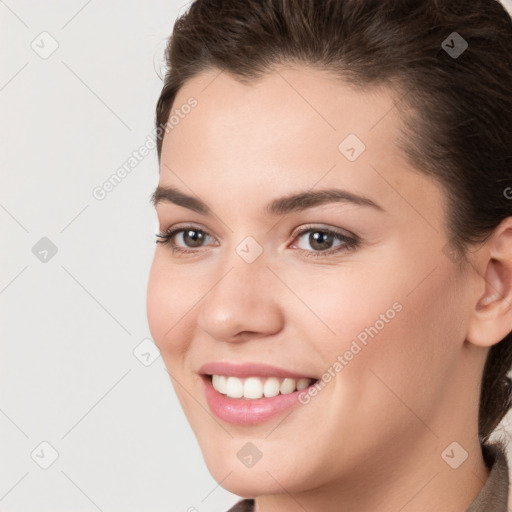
[160,224,357,245]
[156,213,357,237]
[291,224,356,239]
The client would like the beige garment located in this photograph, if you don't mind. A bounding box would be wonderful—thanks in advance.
[467,440,509,511]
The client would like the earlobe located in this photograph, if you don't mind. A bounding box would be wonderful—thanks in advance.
[467,219,512,348]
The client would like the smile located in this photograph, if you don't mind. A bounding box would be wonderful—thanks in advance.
[198,362,321,425]
[211,374,315,399]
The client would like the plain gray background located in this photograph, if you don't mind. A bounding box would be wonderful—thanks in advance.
[1,1,512,511]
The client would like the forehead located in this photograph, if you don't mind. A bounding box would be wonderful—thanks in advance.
[158,65,446,226]
[168,65,401,151]
[162,66,397,176]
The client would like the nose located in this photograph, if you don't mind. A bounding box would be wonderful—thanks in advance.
[197,255,285,344]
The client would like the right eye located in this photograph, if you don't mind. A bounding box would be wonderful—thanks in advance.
[155,226,217,254]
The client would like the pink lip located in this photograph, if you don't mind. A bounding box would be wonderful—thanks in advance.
[201,375,315,425]
[198,361,316,379]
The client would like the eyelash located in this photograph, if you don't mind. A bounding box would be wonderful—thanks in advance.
[155,224,360,259]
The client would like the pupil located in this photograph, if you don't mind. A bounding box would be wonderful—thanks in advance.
[185,230,203,247]
[311,231,333,250]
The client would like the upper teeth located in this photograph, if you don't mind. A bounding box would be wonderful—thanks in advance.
[211,375,314,399]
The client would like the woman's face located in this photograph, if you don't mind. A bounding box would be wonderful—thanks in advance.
[147,66,475,497]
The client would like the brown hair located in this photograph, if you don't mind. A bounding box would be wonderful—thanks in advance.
[155,0,512,447]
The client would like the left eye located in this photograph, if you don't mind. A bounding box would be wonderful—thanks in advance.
[290,227,359,257]
[293,228,356,253]
[155,225,359,257]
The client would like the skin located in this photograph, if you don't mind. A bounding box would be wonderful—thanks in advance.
[146,65,512,512]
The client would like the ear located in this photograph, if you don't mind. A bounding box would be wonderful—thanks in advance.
[466,217,512,348]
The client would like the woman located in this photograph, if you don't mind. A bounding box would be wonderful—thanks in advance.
[147,0,512,510]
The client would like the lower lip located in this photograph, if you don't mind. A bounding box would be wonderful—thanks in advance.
[202,376,314,425]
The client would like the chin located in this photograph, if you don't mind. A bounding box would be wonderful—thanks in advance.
[199,443,316,497]
[207,466,291,498]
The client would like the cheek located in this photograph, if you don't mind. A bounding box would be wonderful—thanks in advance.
[305,241,457,359]
[294,250,462,407]
[340,262,463,431]
[284,261,407,362]
[146,255,164,342]
[146,253,191,356]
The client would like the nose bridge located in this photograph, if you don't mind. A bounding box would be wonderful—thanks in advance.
[214,233,271,298]
[197,239,283,341]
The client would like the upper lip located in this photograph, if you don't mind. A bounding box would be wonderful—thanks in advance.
[198,361,318,380]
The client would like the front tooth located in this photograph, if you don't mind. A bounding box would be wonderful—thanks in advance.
[244,377,263,399]
[213,375,311,398]
[263,377,280,397]
[296,378,310,390]
[226,376,244,398]
[211,375,227,394]
[217,375,227,394]
[280,378,296,394]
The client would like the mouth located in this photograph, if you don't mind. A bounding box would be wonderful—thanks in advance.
[206,374,318,400]
[198,363,321,425]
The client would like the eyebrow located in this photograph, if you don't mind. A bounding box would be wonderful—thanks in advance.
[150,185,385,216]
